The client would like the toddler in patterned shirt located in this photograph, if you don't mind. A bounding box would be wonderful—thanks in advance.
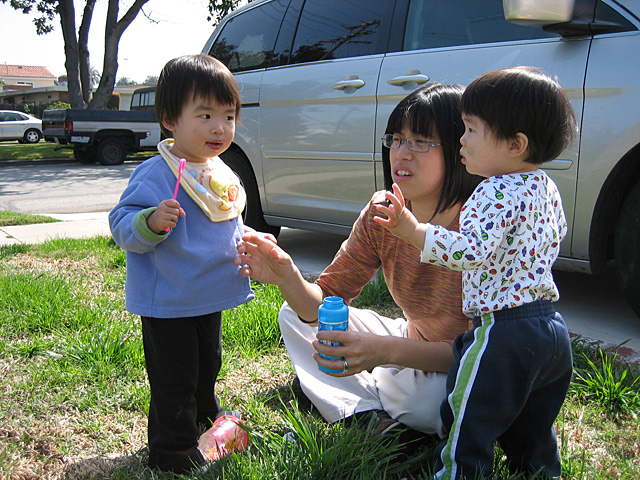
[374,66,578,480]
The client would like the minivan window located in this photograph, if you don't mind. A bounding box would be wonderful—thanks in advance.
[208,0,289,73]
[290,0,386,64]
[403,0,560,51]
[594,1,636,32]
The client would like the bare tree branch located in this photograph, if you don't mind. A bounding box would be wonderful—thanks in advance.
[2,0,150,109]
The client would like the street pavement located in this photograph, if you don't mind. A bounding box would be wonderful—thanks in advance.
[1,212,638,364]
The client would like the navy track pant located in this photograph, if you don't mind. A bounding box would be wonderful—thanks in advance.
[433,300,572,479]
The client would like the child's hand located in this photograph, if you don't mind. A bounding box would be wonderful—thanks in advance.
[373,184,426,249]
[148,199,186,234]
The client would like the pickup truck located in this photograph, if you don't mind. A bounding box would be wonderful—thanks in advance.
[42,87,161,166]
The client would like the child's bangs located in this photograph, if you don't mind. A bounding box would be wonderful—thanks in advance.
[191,71,238,108]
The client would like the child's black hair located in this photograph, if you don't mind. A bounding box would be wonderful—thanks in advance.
[155,54,241,138]
[460,66,577,164]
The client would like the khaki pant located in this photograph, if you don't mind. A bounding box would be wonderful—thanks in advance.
[279,302,447,436]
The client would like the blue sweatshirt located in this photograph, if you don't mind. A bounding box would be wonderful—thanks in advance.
[109,155,254,318]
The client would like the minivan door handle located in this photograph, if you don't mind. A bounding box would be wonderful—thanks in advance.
[387,72,430,86]
[331,76,366,90]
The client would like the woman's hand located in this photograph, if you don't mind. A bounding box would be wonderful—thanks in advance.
[314,327,457,375]
[243,225,277,244]
[237,230,325,321]
[235,231,297,286]
[312,330,388,377]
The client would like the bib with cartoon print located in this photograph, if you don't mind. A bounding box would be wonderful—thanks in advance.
[158,139,246,222]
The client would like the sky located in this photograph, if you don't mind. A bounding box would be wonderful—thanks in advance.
[0,0,227,83]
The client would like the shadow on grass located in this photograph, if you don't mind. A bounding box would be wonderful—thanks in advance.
[63,448,154,480]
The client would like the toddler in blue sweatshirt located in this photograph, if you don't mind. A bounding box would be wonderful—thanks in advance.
[109,54,253,473]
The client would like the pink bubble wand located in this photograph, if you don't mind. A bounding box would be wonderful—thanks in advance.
[165,158,186,232]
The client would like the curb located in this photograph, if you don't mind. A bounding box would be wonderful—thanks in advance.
[0,157,77,168]
[0,155,148,168]
[570,332,640,365]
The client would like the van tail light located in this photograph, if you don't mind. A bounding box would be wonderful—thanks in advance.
[65,121,73,132]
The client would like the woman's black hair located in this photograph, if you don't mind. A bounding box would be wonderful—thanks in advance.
[382,83,482,217]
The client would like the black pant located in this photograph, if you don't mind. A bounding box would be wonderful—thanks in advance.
[141,312,223,473]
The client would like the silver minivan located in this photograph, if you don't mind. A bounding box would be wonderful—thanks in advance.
[202,0,640,318]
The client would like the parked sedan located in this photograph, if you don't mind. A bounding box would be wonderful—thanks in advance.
[0,110,42,143]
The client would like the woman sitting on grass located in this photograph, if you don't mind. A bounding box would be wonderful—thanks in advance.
[236,83,481,438]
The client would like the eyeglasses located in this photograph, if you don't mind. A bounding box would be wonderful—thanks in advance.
[382,134,442,153]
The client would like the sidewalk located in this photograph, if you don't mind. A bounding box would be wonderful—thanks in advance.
[1,213,638,365]
[0,212,111,246]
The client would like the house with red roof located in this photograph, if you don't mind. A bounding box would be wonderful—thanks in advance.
[0,64,68,113]
[0,64,57,90]
[0,64,149,113]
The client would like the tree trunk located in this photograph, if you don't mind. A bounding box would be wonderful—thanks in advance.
[57,0,85,108]
[6,0,150,110]
[78,0,97,105]
[89,0,150,109]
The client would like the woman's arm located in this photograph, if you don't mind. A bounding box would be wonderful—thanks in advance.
[313,329,455,375]
[236,231,324,323]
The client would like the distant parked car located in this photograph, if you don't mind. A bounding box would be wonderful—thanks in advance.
[0,110,42,144]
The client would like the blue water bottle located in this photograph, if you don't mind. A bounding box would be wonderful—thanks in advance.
[317,296,349,373]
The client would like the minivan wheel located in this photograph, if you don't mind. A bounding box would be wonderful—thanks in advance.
[97,138,127,166]
[614,180,640,318]
[220,149,281,238]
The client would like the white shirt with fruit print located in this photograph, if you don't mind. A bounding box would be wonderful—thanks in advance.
[421,170,567,318]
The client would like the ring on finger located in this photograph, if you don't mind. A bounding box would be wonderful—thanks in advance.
[343,358,348,373]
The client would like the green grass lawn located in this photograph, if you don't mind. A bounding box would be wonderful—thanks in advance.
[0,210,60,227]
[0,141,75,161]
[0,237,638,479]
[0,141,155,162]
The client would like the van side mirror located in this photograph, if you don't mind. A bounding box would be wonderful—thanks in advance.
[503,0,575,26]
